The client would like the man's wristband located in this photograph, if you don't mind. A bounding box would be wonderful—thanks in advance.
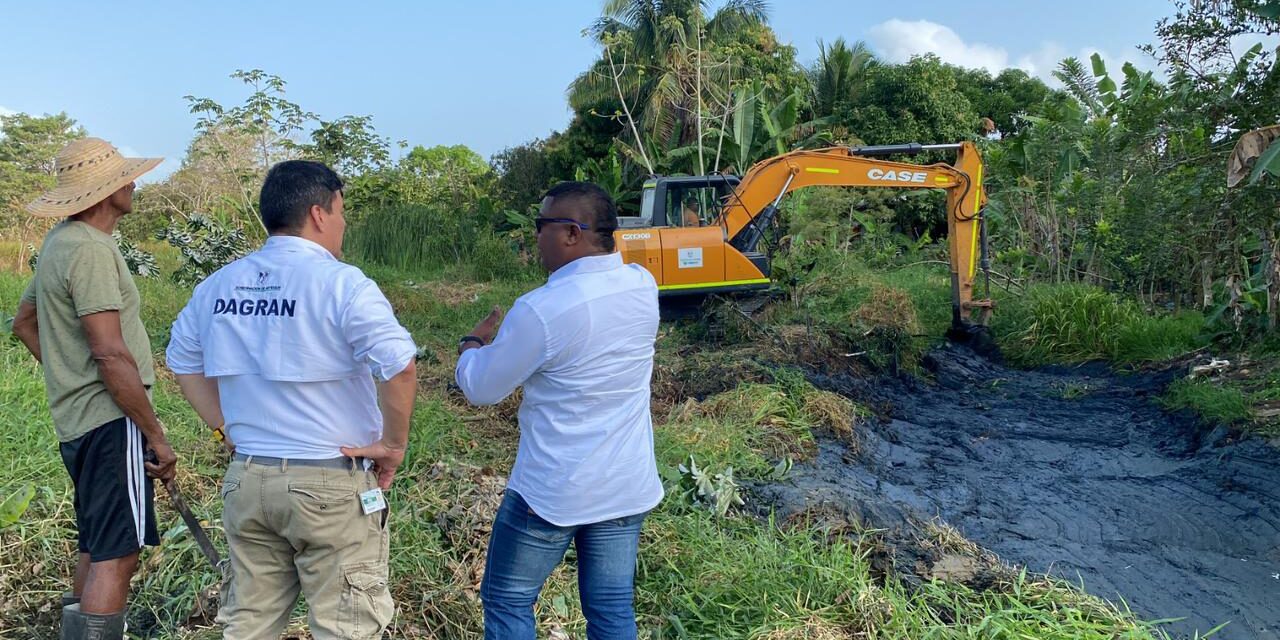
[210,424,226,442]
[459,335,485,348]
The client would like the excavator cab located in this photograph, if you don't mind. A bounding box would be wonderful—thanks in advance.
[617,175,773,296]
[639,175,737,228]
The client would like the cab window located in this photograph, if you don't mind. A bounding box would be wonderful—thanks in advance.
[665,186,720,227]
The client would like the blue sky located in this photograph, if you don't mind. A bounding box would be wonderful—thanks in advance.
[0,1,1178,180]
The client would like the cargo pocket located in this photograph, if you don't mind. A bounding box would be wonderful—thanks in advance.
[214,561,236,626]
[219,461,242,501]
[338,561,393,638]
[219,474,242,531]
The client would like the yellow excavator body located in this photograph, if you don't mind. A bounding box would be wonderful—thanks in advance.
[613,142,993,328]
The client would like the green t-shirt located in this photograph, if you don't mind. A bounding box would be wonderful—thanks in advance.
[20,221,155,442]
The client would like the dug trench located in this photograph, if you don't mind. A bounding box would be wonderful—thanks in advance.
[752,343,1280,640]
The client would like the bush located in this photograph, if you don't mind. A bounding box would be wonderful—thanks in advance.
[156,213,252,286]
[995,284,1205,366]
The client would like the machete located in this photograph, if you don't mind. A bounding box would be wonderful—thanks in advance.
[146,450,223,570]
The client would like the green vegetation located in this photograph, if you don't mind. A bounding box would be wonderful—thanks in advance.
[0,251,1170,638]
[1159,360,1280,439]
[1161,379,1253,426]
[347,204,533,281]
[992,284,1206,367]
[5,0,1280,636]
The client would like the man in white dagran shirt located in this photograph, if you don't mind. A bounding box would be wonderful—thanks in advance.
[455,181,663,640]
[166,160,417,638]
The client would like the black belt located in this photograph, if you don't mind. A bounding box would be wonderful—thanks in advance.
[233,453,369,470]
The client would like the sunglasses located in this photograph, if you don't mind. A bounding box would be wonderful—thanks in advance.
[534,217,592,232]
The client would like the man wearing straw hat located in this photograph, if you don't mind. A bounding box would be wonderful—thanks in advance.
[10,137,175,640]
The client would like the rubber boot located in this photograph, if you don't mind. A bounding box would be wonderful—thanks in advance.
[60,604,125,640]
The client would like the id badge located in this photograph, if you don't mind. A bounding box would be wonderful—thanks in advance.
[359,488,387,515]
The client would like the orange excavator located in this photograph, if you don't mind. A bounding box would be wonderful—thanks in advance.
[613,141,993,332]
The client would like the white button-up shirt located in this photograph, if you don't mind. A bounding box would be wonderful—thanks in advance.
[456,252,664,526]
[166,236,416,459]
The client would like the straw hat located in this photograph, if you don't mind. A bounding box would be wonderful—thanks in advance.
[25,137,163,218]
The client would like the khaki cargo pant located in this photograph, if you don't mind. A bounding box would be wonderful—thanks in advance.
[216,457,393,639]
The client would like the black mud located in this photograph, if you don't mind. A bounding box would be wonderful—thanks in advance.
[754,344,1280,640]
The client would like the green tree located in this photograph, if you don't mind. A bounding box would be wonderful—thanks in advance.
[304,115,395,177]
[808,38,877,122]
[172,69,394,229]
[493,138,555,213]
[850,54,978,146]
[182,69,317,229]
[569,0,773,167]
[685,79,817,174]
[952,67,1055,136]
[395,145,494,207]
[0,112,84,174]
[0,112,85,222]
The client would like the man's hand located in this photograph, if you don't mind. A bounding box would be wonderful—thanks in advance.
[144,440,178,482]
[469,306,504,345]
[340,441,405,490]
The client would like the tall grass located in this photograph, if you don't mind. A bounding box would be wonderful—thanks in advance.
[993,284,1205,366]
[1160,379,1252,425]
[348,204,534,281]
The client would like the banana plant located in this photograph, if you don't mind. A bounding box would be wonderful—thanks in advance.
[669,79,830,175]
[1248,139,1280,185]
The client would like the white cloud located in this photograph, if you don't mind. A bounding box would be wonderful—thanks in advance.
[0,105,13,116]
[866,19,1156,87]
[868,19,1014,75]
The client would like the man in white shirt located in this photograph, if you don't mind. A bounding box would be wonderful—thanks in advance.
[456,181,663,640]
[166,160,418,639]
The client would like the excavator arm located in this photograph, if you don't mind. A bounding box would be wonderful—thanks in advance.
[720,142,992,327]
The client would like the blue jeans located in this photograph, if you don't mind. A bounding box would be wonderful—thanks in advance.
[481,490,647,640]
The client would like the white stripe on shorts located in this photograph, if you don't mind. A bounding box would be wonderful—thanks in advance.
[126,419,145,547]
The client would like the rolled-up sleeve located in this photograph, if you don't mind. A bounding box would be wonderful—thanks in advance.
[455,300,549,406]
[341,279,416,381]
[166,290,205,375]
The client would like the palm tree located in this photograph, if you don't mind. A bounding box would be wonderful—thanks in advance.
[808,38,877,119]
[568,0,770,163]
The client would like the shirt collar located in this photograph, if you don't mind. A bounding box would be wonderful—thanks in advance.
[262,235,335,261]
[548,252,623,282]
[66,220,115,241]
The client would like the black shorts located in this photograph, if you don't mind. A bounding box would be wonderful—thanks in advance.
[59,417,160,561]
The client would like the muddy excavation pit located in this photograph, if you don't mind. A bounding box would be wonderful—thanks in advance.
[754,344,1280,640]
